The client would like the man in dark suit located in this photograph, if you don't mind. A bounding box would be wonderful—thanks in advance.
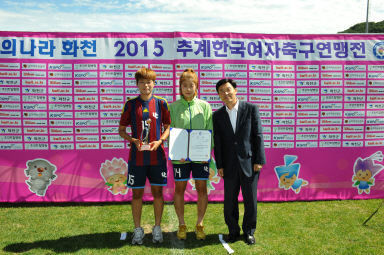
[213,78,266,245]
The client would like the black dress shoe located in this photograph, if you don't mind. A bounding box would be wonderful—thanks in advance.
[244,234,255,245]
[224,233,240,243]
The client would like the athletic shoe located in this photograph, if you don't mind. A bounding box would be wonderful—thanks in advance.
[152,225,163,243]
[132,227,145,245]
[195,225,206,240]
[177,224,187,240]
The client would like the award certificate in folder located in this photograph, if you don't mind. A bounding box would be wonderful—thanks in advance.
[169,128,212,162]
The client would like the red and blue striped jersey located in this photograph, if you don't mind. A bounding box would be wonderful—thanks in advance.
[120,95,171,166]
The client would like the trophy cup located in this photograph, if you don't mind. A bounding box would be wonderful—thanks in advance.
[140,119,151,150]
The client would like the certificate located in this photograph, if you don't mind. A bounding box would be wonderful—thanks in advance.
[169,128,189,161]
[169,128,212,162]
[188,130,212,161]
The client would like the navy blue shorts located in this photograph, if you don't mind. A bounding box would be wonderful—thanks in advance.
[172,162,209,181]
[127,162,167,188]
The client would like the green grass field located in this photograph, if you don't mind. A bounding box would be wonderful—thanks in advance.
[1,199,383,255]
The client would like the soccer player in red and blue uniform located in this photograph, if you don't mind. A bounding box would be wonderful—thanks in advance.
[119,67,171,244]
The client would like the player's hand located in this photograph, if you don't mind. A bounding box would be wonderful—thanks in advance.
[131,138,142,151]
[149,140,162,151]
[218,168,224,177]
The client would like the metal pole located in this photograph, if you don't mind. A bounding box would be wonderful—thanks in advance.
[365,0,370,33]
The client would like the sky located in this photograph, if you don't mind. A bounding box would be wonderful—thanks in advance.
[0,0,383,34]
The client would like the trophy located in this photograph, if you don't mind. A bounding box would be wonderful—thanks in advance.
[140,119,151,150]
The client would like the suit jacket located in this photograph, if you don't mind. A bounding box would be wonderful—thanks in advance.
[213,101,266,178]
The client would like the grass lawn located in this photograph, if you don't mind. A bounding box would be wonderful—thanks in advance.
[0,199,383,255]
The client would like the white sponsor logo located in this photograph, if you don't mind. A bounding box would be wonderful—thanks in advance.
[320,126,341,132]
[48,64,72,70]
[345,72,366,79]
[343,133,363,139]
[49,104,72,110]
[296,134,318,140]
[23,120,48,126]
[296,142,318,148]
[274,96,295,102]
[249,72,271,78]
[49,80,71,86]
[50,136,74,142]
[150,64,173,70]
[365,140,384,146]
[273,127,294,133]
[224,64,247,70]
[24,128,48,134]
[101,119,120,126]
[321,65,342,71]
[0,63,20,69]
[200,64,222,70]
[22,63,46,69]
[274,72,294,79]
[272,142,294,148]
[344,80,366,86]
[0,71,19,77]
[274,80,294,86]
[49,120,74,126]
[100,64,123,70]
[74,80,98,86]
[0,144,23,149]
[25,143,49,150]
[100,79,124,86]
[320,134,341,140]
[101,143,125,149]
[344,65,366,71]
[296,72,319,79]
[249,64,271,71]
[51,143,75,150]
[274,65,294,71]
[50,128,73,134]
[321,103,342,109]
[321,72,342,78]
[100,71,123,78]
[75,88,98,94]
[125,64,148,70]
[249,95,271,102]
[76,143,99,149]
[273,104,295,110]
[75,128,99,134]
[296,126,318,133]
[74,72,97,78]
[319,141,341,147]
[342,141,363,147]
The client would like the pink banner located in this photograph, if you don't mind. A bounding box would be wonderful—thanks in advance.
[1,32,384,202]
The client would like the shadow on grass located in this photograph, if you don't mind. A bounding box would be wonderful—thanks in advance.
[3,231,220,253]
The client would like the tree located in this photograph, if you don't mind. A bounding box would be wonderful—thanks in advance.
[339,20,384,33]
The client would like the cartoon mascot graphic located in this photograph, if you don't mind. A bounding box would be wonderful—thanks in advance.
[24,158,57,196]
[352,151,384,194]
[274,155,308,194]
[100,158,129,195]
[188,158,220,194]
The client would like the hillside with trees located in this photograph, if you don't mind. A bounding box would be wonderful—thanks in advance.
[339,20,384,33]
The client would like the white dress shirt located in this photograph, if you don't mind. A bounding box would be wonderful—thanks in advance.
[225,99,239,133]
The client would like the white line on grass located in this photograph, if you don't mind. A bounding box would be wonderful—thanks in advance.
[219,234,234,254]
[166,204,185,254]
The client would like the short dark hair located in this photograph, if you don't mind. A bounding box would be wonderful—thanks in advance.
[216,78,237,92]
